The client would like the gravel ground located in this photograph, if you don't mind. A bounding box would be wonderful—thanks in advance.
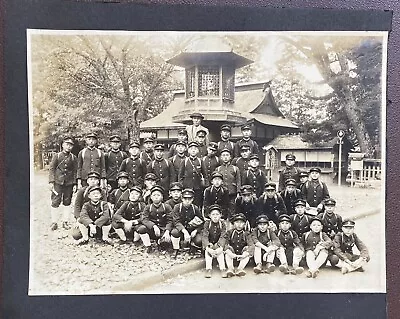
[29,170,383,295]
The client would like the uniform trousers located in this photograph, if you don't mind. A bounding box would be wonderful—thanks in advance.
[51,184,74,208]
[305,248,328,272]
[205,244,226,270]
[276,247,304,267]
[170,228,202,249]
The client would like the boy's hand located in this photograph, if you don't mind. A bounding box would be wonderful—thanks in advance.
[153,225,161,237]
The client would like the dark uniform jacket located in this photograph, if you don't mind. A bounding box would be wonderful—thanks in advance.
[202,220,227,249]
[280,189,302,215]
[113,200,145,223]
[73,186,106,218]
[242,168,267,197]
[278,166,300,191]
[301,180,330,208]
[202,155,220,186]
[203,186,229,218]
[215,163,241,195]
[301,231,332,251]
[77,147,106,180]
[232,157,249,176]
[147,158,176,193]
[170,154,187,181]
[251,228,280,247]
[141,202,173,231]
[79,200,110,227]
[233,138,259,158]
[105,149,127,182]
[178,156,206,191]
[276,229,303,250]
[317,212,343,239]
[217,140,234,156]
[108,187,130,211]
[49,151,78,185]
[234,197,258,227]
[333,232,370,261]
[256,194,287,224]
[165,198,182,210]
[197,143,208,158]
[119,156,147,186]
[224,229,254,256]
[172,203,204,232]
[290,214,311,238]
[139,150,154,166]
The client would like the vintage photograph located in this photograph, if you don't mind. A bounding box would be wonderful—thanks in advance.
[28,30,387,295]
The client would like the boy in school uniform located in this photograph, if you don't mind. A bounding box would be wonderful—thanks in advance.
[108,171,131,213]
[142,173,159,205]
[217,124,234,156]
[301,216,333,278]
[333,218,370,274]
[77,132,107,189]
[224,213,254,277]
[233,124,259,158]
[140,137,155,166]
[203,171,229,219]
[290,199,311,238]
[112,186,145,244]
[76,185,112,245]
[280,179,302,216]
[232,144,251,175]
[202,204,228,278]
[178,141,206,208]
[201,142,220,186]
[105,135,127,190]
[169,141,187,180]
[301,167,330,214]
[165,182,183,210]
[242,154,266,198]
[251,215,281,274]
[119,141,147,187]
[234,185,258,230]
[137,185,173,253]
[317,198,343,239]
[147,144,175,199]
[195,129,208,158]
[275,214,305,275]
[278,154,300,191]
[48,137,78,230]
[257,182,287,227]
[167,129,188,158]
[171,189,204,257]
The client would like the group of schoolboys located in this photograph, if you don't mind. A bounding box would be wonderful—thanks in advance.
[48,112,369,279]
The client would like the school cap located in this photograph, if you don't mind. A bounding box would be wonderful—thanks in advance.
[310,216,323,225]
[150,185,164,195]
[279,214,291,223]
[175,140,187,147]
[324,198,336,206]
[256,215,269,224]
[86,132,98,139]
[294,199,307,207]
[143,137,155,143]
[241,124,251,131]
[211,171,223,180]
[182,188,195,198]
[220,124,231,132]
[240,144,251,151]
[154,144,165,151]
[86,171,101,180]
[265,182,276,191]
[285,179,297,187]
[309,167,322,173]
[170,182,183,191]
[208,204,222,213]
[188,141,199,148]
[208,142,218,151]
[116,171,129,180]
[144,173,158,181]
[88,185,102,193]
[62,137,74,145]
[130,186,142,194]
[178,129,187,135]
[220,148,232,155]
[240,185,253,195]
[232,213,247,222]
[190,112,204,119]
[109,135,121,142]
[129,141,140,148]
[249,154,260,161]
[286,154,296,160]
[299,171,309,178]
[196,129,207,137]
[342,219,356,227]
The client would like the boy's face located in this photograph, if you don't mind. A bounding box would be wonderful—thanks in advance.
[325,204,335,214]
[310,171,320,180]
[176,144,186,154]
[221,130,230,139]
[129,147,140,156]
[182,197,193,206]
[170,190,182,200]
[118,177,129,188]
[62,142,73,153]
[285,185,296,193]
[285,159,295,167]
[242,193,252,202]
[150,191,163,203]
[188,146,199,157]
[233,220,246,231]
[177,134,187,141]
[248,159,259,168]
[242,129,251,138]
[342,226,355,236]
[241,150,251,159]
[196,135,206,145]
[220,152,231,163]
[144,142,154,151]
[300,176,308,183]
[295,205,306,215]
[87,177,100,187]
[211,177,223,188]
[129,190,141,202]
[145,180,156,189]
[209,210,221,223]
[280,221,291,231]
[192,117,201,126]
[86,137,97,147]
[265,189,276,198]
[110,141,121,150]
[310,220,323,232]
[257,222,268,232]
[89,190,102,202]
[154,149,163,159]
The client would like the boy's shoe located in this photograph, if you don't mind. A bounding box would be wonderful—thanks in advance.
[341,267,349,275]
[102,238,112,245]
[62,222,71,230]
[205,269,212,278]
[312,270,319,278]
[50,223,58,231]
[117,239,127,245]
[264,263,275,274]
[356,266,365,272]
[306,270,313,278]
[253,263,262,274]
[173,249,180,259]
[279,264,289,274]
[221,270,228,278]
[294,266,304,275]
[236,269,246,277]
[146,246,154,254]
[226,269,235,278]
[77,238,89,245]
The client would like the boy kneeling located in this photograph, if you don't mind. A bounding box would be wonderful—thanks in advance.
[76,186,112,245]
[202,204,228,278]
[224,213,254,277]
[333,218,370,274]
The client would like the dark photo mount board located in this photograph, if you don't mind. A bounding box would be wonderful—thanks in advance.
[2,1,396,318]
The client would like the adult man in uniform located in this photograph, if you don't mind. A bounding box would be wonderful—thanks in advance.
[105,135,127,190]
[278,154,300,191]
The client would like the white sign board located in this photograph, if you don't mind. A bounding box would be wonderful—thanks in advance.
[351,159,364,170]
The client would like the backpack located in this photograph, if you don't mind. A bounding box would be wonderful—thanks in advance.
[304,230,323,242]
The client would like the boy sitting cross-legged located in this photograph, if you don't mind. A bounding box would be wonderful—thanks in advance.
[202,204,228,278]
